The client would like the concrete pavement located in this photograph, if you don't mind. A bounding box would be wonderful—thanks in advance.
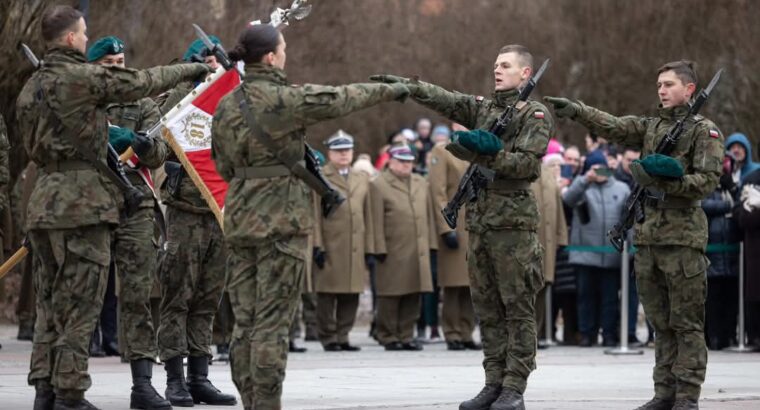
[1,325,759,409]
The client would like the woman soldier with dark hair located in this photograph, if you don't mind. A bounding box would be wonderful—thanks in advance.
[211,24,409,410]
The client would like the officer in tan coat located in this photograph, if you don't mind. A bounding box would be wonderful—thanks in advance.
[312,131,373,352]
[427,136,481,351]
[370,145,437,351]
[531,162,568,343]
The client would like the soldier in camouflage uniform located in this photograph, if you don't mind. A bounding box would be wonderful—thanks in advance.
[154,35,237,407]
[88,35,172,410]
[373,44,552,410]
[15,6,210,410]
[211,24,409,410]
[546,61,724,410]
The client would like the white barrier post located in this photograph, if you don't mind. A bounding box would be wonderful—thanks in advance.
[728,242,755,353]
[541,284,557,347]
[606,240,643,356]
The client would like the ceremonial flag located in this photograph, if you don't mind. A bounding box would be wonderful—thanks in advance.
[162,68,241,221]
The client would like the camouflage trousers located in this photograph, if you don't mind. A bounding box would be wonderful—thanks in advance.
[27,225,111,396]
[213,291,234,346]
[468,229,543,394]
[157,207,226,361]
[635,245,708,401]
[113,207,159,361]
[228,235,307,410]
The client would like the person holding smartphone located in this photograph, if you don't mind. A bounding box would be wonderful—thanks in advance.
[561,150,631,347]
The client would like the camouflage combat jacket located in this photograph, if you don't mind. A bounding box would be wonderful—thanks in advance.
[16,47,208,230]
[156,81,212,214]
[106,97,168,209]
[212,63,406,247]
[411,84,553,233]
[574,103,724,250]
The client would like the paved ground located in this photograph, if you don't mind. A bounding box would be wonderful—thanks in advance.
[1,325,759,409]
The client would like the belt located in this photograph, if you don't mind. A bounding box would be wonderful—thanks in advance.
[233,162,303,179]
[486,179,531,191]
[644,197,701,209]
[43,160,92,173]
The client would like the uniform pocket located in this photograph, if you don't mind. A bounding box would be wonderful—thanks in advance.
[682,252,708,278]
[66,234,110,267]
[303,90,338,105]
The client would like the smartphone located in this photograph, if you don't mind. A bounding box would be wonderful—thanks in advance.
[560,164,574,179]
[595,167,613,177]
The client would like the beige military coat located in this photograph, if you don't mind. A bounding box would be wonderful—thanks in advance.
[370,169,437,296]
[531,164,568,283]
[428,143,470,288]
[312,162,374,294]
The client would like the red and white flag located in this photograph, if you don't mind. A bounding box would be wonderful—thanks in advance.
[163,69,241,211]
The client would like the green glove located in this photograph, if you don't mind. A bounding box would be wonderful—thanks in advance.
[638,154,684,178]
[629,161,656,187]
[108,126,136,154]
[544,96,580,119]
[452,129,503,155]
[370,74,419,97]
[445,142,477,162]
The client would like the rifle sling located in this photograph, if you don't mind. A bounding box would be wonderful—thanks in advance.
[34,77,133,194]
[233,86,330,196]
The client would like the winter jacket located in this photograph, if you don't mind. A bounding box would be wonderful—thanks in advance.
[563,175,630,268]
[702,189,740,278]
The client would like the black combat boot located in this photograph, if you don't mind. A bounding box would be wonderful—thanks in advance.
[490,387,525,410]
[52,399,99,410]
[672,399,699,410]
[632,397,675,410]
[33,379,55,410]
[459,384,502,410]
[186,355,237,405]
[130,359,171,410]
[164,355,194,407]
[53,390,99,410]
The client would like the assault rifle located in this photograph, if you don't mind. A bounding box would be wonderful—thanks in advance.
[607,68,724,252]
[441,59,550,229]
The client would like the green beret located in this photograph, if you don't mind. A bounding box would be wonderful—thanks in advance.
[183,35,221,61]
[108,126,136,154]
[636,154,684,178]
[452,129,504,155]
[87,36,125,62]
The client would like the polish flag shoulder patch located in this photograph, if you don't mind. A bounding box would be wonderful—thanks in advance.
[709,129,720,139]
[534,110,545,119]
[475,95,485,102]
